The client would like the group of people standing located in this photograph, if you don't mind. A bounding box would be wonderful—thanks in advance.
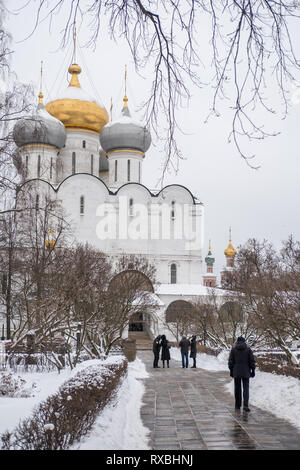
[152,334,198,369]
[152,334,256,412]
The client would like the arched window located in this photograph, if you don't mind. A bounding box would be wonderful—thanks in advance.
[127,159,131,182]
[37,155,41,178]
[82,140,86,149]
[80,195,84,215]
[91,154,94,174]
[72,152,76,174]
[170,263,177,284]
[114,160,118,182]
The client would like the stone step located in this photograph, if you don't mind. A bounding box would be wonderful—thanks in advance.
[136,340,153,350]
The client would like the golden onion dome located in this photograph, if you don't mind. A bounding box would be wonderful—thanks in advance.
[45,63,109,134]
[45,228,56,251]
[224,228,237,257]
[224,241,237,258]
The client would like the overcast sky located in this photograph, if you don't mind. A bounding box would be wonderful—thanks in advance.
[4,1,300,281]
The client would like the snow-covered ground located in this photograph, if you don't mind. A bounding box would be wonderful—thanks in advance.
[0,356,150,450]
[170,347,300,430]
[1,349,299,451]
[72,357,150,450]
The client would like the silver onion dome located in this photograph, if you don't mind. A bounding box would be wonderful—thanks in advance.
[100,102,151,154]
[13,100,66,149]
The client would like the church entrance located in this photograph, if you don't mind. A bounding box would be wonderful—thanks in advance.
[129,312,144,332]
[128,312,156,350]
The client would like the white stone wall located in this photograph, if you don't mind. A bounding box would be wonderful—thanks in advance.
[20,145,58,183]
[18,175,204,286]
[107,150,144,188]
[57,129,100,182]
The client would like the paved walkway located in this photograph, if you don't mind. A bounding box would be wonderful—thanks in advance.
[137,351,300,450]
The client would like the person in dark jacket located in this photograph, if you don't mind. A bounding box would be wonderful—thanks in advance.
[179,336,190,368]
[153,335,161,368]
[190,335,197,368]
[228,336,256,412]
[160,334,171,368]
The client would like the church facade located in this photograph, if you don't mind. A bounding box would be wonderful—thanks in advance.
[11,60,236,342]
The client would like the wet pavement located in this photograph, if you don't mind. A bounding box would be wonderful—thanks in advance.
[137,351,300,450]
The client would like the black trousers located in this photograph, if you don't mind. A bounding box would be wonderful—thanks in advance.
[153,353,159,368]
[234,377,249,408]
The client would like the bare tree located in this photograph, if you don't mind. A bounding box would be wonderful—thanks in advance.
[15,0,300,177]
[164,300,197,341]
[225,238,300,364]
[1,191,72,349]
[86,255,157,356]
[189,288,265,350]
[0,0,33,202]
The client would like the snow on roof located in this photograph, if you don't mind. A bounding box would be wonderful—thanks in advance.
[132,292,165,306]
[154,284,227,297]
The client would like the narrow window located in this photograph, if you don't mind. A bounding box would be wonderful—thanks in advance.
[50,157,53,180]
[82,140,86,149]
[171,200,175,220]
[80,195,84,215]
[129,198,134,216]
[114,160,118,182]
[127,159,130,182]
[138,161,141,183]
[91,154,94,174]
[37,155,41,178]
[72,152,76,174]
[25,155,29,177]
[35,194,39,211]
[170,263,177,284]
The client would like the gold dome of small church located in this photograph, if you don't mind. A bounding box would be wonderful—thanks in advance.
[224,228,237,257]
[45,63,109,134]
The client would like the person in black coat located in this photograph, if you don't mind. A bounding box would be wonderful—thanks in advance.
[160,334,171,368]
[190,335,197,368]
[153,335,161,368]
[228,336,256,412]
[179,336,190,368]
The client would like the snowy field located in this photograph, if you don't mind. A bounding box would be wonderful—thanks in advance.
[170,347,300,430]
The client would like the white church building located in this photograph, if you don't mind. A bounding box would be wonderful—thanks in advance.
[12,59,235,343]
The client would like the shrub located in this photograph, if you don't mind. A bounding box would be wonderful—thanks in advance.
[1,357,128,450]
[197,344,222,357]
[0,372,37,398]
[254,354,300,380]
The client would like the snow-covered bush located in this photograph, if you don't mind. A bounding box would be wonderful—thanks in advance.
[0,372,37,398]
[0,357,128,450]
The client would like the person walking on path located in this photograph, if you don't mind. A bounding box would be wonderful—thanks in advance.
[228,336,256,412]
[153,335,161,368]
[190,335,197,368]
[160,334,171,368]
[179,336,190,368]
